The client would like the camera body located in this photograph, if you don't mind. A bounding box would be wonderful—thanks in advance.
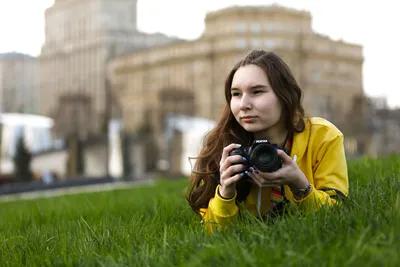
[229,139,282,174]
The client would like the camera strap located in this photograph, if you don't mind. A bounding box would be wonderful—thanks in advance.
[269,132,293,214]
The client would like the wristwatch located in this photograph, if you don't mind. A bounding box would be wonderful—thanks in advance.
[291,183,312,199]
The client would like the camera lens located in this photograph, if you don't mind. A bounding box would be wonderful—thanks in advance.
[257,150,274,164]
[250,144,281,172]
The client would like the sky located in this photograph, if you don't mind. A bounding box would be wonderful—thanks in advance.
[0,0,397,107]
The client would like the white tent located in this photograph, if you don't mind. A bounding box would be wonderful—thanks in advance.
[0,113,56,174]
[0,113,55,157]
[164,114,216,176]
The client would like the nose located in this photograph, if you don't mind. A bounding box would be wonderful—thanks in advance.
[239,94,252,110]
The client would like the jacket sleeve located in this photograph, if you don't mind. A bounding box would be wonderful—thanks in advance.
[199,185,239,234]
[293,134,349,211]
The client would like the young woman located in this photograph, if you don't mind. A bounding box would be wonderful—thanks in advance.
[185,49,349,234]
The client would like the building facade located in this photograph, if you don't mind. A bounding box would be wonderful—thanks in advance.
[39,0,181,138]
[0,53,39,114]
[342,95,400,157]
[108,5,364,142]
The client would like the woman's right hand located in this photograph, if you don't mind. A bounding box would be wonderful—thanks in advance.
[218,143,247,199]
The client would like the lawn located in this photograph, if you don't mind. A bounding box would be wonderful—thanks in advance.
[1,156,400,266]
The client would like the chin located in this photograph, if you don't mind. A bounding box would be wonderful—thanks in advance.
[241,124,263,133]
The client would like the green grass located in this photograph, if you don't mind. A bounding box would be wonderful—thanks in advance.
[1,156,400,267]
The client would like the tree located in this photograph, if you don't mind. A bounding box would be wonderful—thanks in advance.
[13,136,33,182]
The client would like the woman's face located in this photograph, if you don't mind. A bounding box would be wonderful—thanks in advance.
[230,64,283,139]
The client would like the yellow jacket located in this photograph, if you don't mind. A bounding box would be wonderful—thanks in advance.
[199,117,349,233]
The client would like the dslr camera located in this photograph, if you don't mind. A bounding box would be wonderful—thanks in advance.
[229,139,282,174]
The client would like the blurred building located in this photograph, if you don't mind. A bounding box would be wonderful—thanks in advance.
[374,108,400,156]
[108,5,364,141]
[346,95,400,157]
[39,0,182,139]
[369,96,389,110]
[0,52,39,114]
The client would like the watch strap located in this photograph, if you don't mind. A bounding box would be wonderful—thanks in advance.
[291,183,312,198]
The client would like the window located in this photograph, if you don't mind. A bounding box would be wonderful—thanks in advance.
[265,23,274,32]
[264,39,275,49]
[251,23,261,33]
[236,39,247,49]
[251,39,261,49]
[235,23,246,33]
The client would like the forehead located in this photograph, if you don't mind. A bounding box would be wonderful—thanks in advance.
[231,64,270,89]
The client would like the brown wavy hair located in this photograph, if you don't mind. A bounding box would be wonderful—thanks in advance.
[185,49,306,215]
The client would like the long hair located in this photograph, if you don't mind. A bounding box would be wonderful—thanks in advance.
[185,49,306,215]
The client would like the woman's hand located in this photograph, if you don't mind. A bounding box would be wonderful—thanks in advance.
[218,143,247,198]
[248,149,309,190]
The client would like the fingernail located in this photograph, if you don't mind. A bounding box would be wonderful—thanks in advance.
[236,144,242,147]
[240,172,245,177]
[242,157,247,161]
[255,170,259,174]
[249,167,254,172]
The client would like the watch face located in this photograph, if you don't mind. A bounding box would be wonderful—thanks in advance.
[303,184,312,195]
[293,184,311,197]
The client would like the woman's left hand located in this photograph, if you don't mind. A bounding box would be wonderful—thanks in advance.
[247,149,309,189]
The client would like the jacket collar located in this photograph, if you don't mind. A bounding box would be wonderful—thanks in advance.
[291,118,311,161]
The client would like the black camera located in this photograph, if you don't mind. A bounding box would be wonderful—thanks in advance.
[229,139,282,173]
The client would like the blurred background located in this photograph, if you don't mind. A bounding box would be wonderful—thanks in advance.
[0,0,398,188]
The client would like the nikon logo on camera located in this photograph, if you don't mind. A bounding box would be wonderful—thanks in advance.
[255,140,269,143]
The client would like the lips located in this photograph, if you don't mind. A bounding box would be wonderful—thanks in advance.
[241,116,257,122]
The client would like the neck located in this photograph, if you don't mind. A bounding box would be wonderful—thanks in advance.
[254,122,288,146]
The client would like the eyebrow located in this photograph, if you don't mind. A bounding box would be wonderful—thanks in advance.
[230,84,268,91]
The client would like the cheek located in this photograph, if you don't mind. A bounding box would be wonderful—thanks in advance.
[271,100,283,116]
[230,100,239,114]
[262,97,282,116]
[273,101,284,119]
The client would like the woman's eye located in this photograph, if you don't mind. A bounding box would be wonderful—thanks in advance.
[254,90,264,94]
[232,92,241,97]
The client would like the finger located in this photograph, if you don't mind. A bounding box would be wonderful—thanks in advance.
[223,164,246,179]
[277,149,294,165]
[248,178,258,185]
[246,171,263,187]
[247,170,264,185]
[221,143,242,166]
[242,171,259,185]
[222,155,247,171]
[224,172,246,186]
[252,167,280,180]
[249,171,283,187]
